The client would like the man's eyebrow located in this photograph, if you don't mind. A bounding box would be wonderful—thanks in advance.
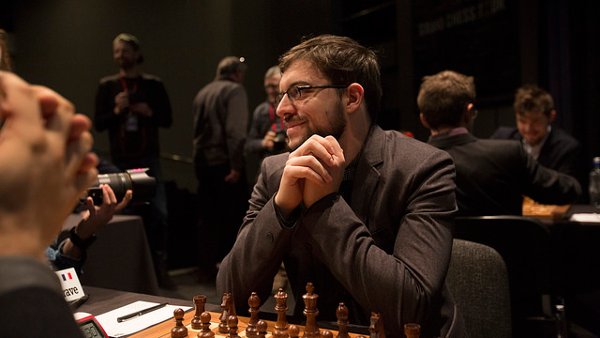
[282,81,310,90]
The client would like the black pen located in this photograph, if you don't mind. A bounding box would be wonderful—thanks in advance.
[117,302,168,323]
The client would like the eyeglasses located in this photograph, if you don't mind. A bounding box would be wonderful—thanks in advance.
[277,84,347,103]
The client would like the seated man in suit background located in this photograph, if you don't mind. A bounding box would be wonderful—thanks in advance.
[491,84,585,193]
[418,70,582,216]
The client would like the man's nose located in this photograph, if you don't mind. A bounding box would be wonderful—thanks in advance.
[275,94,293,118]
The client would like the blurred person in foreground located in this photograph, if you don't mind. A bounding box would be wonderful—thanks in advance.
[419,70,581,216]
[1,27,133,275]
[0,71,97,337]
[94,33,173,287]
[217,35,464,337]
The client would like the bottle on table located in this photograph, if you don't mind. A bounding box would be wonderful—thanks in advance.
[589,157,600,210]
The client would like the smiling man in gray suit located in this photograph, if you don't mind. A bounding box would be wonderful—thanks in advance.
[217,35,464,337]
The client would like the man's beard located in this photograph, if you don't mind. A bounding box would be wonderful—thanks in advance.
[289,103,346,151]
[117,59,136,70]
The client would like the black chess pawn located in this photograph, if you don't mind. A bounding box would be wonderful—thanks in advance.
[336,302,350,338]
[197,311,214,338]
[403,323,421,338]
[288,324,300,338]
[192,295,207,330]
[256,320,268,338]
[246,292,261,337]
[322,330,333,338]
[219,292,233,334]
[171,308,188,338]
[227,315,241,338]
[369,312,386,338]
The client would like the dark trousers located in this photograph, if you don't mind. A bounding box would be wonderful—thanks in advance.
[195,163,249,273]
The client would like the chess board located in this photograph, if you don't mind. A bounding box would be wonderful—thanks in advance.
[129,310,364,337]
[129,283,411,337]
[522,196,570,221]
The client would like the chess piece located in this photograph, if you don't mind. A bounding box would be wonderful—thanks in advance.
[246,292,261,337]
[256,320,268,338]
[336,302,349,338]
[228,315,241,338]
[302,282,320,337]
[192,295,207,329]
[368,312,385,338]
[403,323,421,338]
[219,292,234,334]
[273,288,289,338]
[321,330,333,338]
[197,311,215,338]
[171,308,188,338]
[288,324,300,338]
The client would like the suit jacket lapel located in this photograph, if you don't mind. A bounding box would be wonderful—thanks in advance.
[351,126,384,228]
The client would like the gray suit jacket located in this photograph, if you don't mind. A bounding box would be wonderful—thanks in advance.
[217,126,464,337]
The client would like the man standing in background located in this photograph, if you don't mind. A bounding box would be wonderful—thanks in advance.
[94,33,174,288]
[192,56,249,280]
[245,65,287,186]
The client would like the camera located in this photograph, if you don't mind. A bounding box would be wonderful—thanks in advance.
[86,168,156,205]
[272,131,287,152]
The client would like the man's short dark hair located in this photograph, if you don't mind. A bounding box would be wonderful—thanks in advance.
[278,34,382,122]
[514,84,554,117]
[216,56,247,80]
[417,70,476,129]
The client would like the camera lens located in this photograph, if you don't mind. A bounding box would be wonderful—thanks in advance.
[87,168,156,205]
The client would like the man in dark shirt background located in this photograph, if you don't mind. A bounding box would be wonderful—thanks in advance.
[94,33,174,288]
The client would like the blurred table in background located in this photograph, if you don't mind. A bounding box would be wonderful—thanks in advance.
[63,214,159,295]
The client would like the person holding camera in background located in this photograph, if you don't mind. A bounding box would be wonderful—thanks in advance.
[245,66,288,186]
[192,56,249,281]
[49,184,132,273]
[94,33,174,288]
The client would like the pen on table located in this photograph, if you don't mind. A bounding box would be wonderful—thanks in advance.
[116,302,168,323]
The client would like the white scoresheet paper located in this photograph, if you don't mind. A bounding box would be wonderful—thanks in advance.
[95,300,192,337]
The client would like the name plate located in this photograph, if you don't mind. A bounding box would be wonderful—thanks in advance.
[55,267,85,302]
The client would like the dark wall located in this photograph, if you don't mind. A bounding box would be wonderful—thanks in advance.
[2,0,599,189]
[3,0,336,190]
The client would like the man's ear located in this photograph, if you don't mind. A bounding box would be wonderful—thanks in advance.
[345,83,364,114]
[419,113,430,129]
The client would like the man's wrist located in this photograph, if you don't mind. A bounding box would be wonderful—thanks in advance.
[69,227,96,250]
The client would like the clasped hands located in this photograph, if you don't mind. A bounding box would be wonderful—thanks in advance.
[0,71,97,258]
[114,91,152,117]
[275,135,345,217]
